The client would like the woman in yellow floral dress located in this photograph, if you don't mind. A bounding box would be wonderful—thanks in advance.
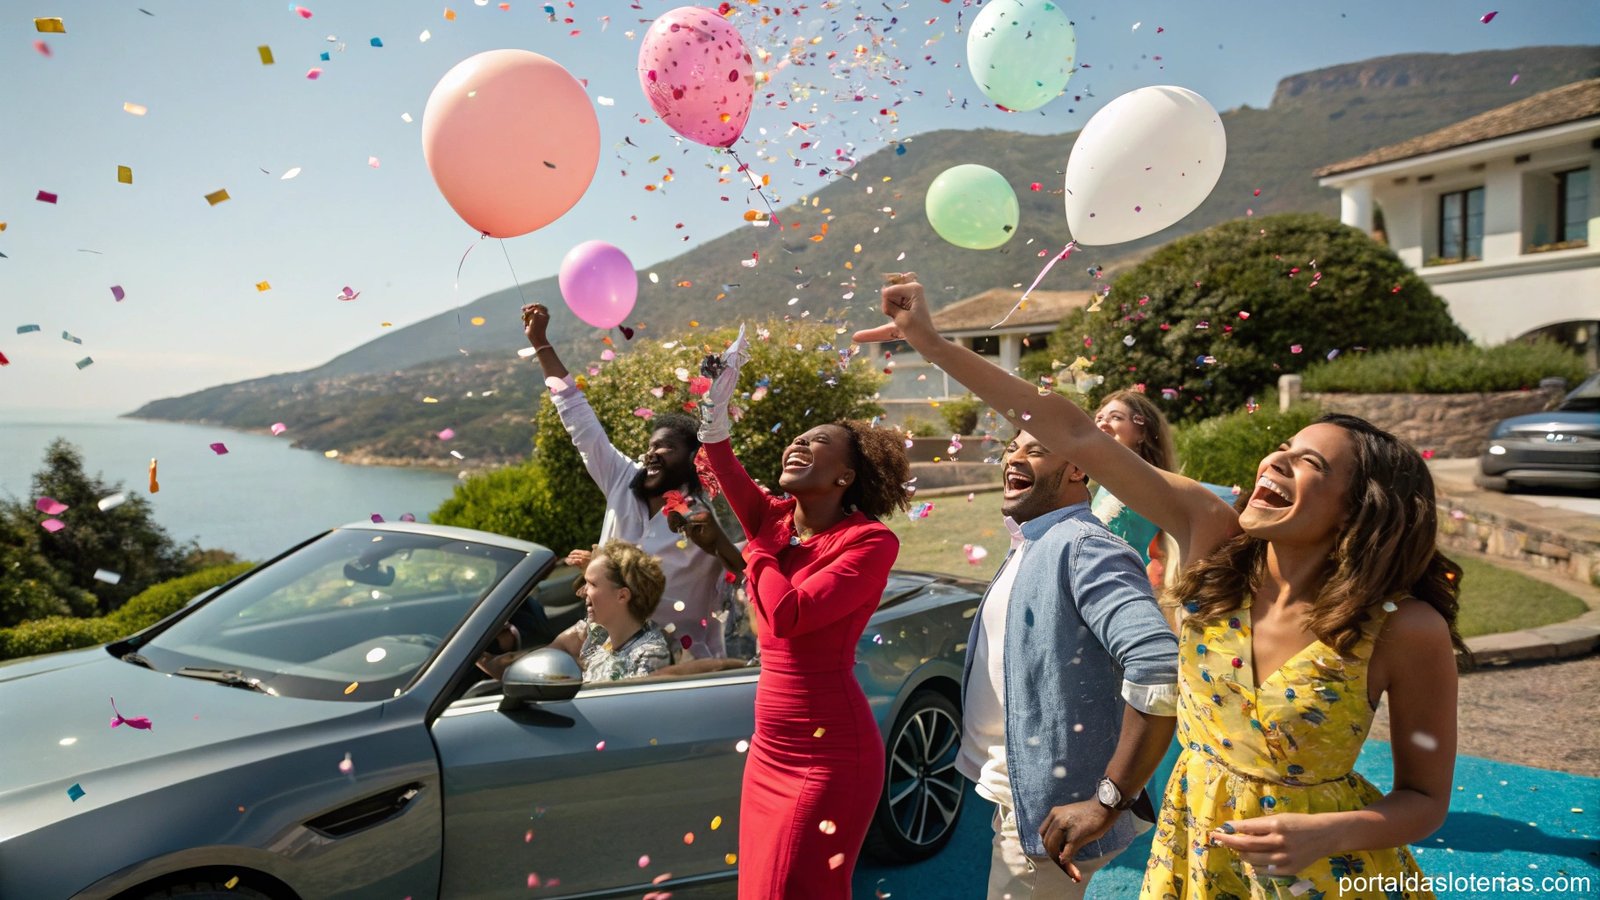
[858,278,1465,898]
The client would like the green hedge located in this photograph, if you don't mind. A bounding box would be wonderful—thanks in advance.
[1301,340,1588,394]
[1175,404,1323,488]
[0,562,253,661]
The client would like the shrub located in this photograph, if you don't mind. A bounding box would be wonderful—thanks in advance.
[900,415,942,437]
[1055,213,1466,424]
[1300,339,1588,394]
[0,562,252,661]
[436,320,884,549]
[1174,404,1323,488]
[938,395,984,435]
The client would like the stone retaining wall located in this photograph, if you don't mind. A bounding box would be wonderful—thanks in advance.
[1311,388,1562,458]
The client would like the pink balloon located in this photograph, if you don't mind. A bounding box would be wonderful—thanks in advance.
[559,241,638,329]
[637,7,754,148]
[422,50,600,238]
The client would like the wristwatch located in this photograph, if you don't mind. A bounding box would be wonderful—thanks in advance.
[1096,776,1138,811]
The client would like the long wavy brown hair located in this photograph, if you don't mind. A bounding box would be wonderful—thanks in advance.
[1172,413,1466,658]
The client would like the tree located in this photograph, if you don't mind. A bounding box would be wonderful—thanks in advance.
[0,513,97,627]
[1053,213,1467,423]
[19,439,194,613]
[434,319,884,552]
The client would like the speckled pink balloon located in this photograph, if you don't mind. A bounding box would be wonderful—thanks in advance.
[637,6,753,148]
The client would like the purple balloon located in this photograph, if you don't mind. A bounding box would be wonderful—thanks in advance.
[558,240,637,329]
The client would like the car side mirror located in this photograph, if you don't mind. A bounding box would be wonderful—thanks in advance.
[500,648,582,709]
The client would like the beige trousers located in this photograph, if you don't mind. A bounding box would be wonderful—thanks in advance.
[985,798,1114,900]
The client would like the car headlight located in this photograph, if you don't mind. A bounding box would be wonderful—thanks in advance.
[1488,445,1506,455]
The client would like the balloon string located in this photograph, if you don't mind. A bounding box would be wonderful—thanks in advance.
[727,147,782,229]
[451,233,487,356]
[992,241,1076,329]
[498,239,532,308]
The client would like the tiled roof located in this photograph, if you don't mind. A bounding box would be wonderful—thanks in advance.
[1315,78,1600,177]
[929,288,1093,333]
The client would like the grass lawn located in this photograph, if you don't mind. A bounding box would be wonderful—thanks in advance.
[888,489,1587,637]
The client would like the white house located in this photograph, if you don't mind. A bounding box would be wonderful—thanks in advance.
[1315,78,1599,364]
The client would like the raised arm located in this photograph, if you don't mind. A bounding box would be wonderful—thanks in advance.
[694,326,773,534]
[701,440,776,539]
[744,528,897,639]
[523,303,636,493]
[853,277,1239,564]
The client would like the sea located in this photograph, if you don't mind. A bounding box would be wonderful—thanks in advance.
[0,416,463,560]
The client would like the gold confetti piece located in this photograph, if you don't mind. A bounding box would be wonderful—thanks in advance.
[724,854,737,865]
[224,876,240,889]
[422,396,439,403]
[710,815,722,830]
[205,189,230,206]
[123,102,147,116]
[0,222,7,232]
[117,165,132,185]
[258,45,275,65]
[35,17,65,33]
[255,281,271,292]
[343,682,359,695]
[813,727,826,738]
[324,449,340,458]
[443,7,457,20]
[381,321,393,327]
[469,316,485,326]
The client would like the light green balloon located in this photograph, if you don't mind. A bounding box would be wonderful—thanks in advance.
[925,164,1020,251]
[966,0,1077,112]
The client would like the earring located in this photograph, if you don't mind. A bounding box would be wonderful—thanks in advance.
[836,478,848,486]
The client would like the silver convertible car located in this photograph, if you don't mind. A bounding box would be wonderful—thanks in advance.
[0,523,979,899]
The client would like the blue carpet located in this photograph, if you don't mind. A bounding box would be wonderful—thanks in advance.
[855,743,1600,898]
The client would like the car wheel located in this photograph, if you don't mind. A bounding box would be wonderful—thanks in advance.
[140,882,275,900]
[864,689,965,863]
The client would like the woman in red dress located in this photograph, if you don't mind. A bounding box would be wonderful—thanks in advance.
[697,331,912,898]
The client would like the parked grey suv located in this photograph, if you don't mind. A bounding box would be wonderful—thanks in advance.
[1479,372,1600,492]
[0,523,977,899]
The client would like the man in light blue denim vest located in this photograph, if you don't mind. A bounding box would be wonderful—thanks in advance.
[958,430,1179,898]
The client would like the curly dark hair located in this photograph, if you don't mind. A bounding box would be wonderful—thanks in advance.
[836,419,913,521]
[628,412,705,500]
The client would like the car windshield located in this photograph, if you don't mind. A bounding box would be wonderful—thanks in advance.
[1560,373,1600,412]
[138,528,527,701]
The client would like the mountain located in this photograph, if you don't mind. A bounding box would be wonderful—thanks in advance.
[130,45,1600,466]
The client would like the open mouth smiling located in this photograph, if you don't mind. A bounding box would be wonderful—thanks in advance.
[1248,474,1293,509]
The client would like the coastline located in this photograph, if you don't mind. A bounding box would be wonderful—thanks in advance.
[120,414,502,473]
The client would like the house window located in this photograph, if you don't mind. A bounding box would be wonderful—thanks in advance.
[969,335,1000,356]
[1558,167,1589,243]
[1438,187,1484,261]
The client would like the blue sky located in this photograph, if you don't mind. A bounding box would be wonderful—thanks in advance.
[1,0,1594,415]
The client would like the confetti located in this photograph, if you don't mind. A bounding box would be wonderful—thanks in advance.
[148,459,159,493]
[595,740,606,751]
[335,286,361,301]
[37,191,59,204]
[271,422,287,436]
[338,753,354,774]
[67,783,85,802]
[963,544,989,566]
[35,497,68,516]
[419,29,432,42]
[18,325,41,334]
[111,285,126,301]
[40,516,65,531]
[818,819,837,834]
[123,102,147,116]
[367,156,380,168]
[1479,11,1498,24]
[294,6,314,19]
[370,37,384,47]
[35,17,66,33]
[204,189,230,206]
[258,45,275,65]
[62,331,82,345]
[93,569,122,584]
[828,853,846,870]
[437,428,455,441]
[0,351,8,367]
[281,167,302,180]
[306,68,323,80]
[75,357,94,370]
[255,281,271,292]
[109,697,153,730]
[209,442,229,455]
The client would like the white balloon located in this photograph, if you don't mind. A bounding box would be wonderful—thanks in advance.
[965,0,1076,112]
[1063,86,1227,246]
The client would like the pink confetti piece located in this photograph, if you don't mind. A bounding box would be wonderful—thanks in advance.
[437,428,455,441]
[995,242,1076,327]
[371,514,385,523]
[633,408,655,419]
[109,697,153,730]
[34,40,51,57]
[36,190,59,204]
[110,285,125,302]
[828,853,846,870]
[295,5,314,18]
[399,513,416,522]
[41,518,65,533]
[335,286,360,301]
[270,422,287,435]
[1479,11,1498,23]
[962,544,989,566]
[306,67,323,80]
[0,351,9,367]
[600,349,616,361]
[209,442,229,455]
[595,740,606,751]
[1509,73,1520,85]
[338,752,353,774]
[367,156,380,169]
[35,496,68,515]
